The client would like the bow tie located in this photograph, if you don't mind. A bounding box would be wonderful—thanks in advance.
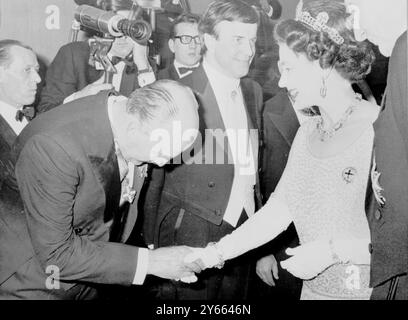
[111,56,133,66]
[178,67,197,76]
[15,107,35,122]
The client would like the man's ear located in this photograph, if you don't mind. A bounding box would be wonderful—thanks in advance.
[0,66,7,83]
[168,38,175,54]
[127,120,142,137]
[203,33,216,54]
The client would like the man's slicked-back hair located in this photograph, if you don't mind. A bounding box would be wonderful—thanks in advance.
[198,0,259,53]
[126,79,193,126]
[169,13,201,39]
[0,39,32,68]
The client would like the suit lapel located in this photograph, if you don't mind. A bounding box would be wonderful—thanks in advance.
[80,91,121,223]
[119,69,138,96]
[0,115,17,148]
[265,92,300,147]
[183,66,230,161]
[169,63,180,80]
[241,80,259,167]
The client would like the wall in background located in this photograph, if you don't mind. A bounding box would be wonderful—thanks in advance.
[0,0,77,65]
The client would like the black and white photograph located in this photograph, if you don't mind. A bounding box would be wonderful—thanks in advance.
[0,0,407,314]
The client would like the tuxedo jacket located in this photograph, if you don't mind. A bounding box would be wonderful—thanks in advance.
[0,114,31,290]
[0,110,40,293]
[254,89,302,299]
[143,66,263,247]
[1,91,141,299]
[260,90,299,198]
[367,32,408,291]
[38,41,144,113]
[158,63,180,81]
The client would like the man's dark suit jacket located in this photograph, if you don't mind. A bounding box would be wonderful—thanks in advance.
[0,110,41,299]
[252,89,302,299]
[0,91,142,299]
[158,63,180,81]
[143,66,263,249]
[367,32,408,299]
[0,114,32,295]
[38,41,144,113]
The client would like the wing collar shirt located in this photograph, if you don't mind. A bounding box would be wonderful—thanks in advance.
[203,59,256,228]
[0,100,28,135]
[174,60,200,79]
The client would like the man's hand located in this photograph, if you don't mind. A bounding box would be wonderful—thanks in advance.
[184,244,224,270]
[256,254,279,286]
[147,246,202,283]
[280,239,335,280]
[109,37,134,59]
[259,0,273,15]
[131,40,150,70]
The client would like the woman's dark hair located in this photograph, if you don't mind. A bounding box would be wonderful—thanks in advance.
[274,0,375,82]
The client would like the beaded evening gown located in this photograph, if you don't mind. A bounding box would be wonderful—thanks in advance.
[273,118,373,300]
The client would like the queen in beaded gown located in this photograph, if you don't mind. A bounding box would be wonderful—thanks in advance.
[186,0,380,300]
[270,118,374,299]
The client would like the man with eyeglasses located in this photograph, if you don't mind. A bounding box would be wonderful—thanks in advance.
[158,13,202,80]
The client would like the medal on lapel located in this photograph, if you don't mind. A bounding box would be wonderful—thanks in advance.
[122,162,137,204]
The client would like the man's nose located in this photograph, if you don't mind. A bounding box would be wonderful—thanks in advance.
[189,39,200,49]
[278,74,287,89]
[32,70,41,84]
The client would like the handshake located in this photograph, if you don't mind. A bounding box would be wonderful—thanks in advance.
[147,243,225,283]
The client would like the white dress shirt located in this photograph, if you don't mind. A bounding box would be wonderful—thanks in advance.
[203,60,257,228]
[0,100,28,135]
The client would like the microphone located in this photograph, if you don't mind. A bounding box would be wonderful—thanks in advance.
[74,5,152,45]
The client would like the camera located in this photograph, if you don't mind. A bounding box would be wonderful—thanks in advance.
[74,5,152,44]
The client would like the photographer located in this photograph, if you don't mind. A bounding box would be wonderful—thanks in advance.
[38,0,156,113]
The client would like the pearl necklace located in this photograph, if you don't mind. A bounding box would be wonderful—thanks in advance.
[316,93,362,142]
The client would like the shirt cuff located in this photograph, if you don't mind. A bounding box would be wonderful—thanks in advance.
[266,5,273,17]
[138,72,156,88]
[132,248,149,285]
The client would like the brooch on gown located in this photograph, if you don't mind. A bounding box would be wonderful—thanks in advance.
[342,167,357,184]
[371,155,386,207]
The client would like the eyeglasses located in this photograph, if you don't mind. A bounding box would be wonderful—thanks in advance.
[174,35,201,45]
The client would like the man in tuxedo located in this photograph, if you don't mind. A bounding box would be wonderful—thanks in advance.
[0,41,41,299]
[158,13,202,80]
[143,0,263,300]
[0,79,201,299]
[251,89,303,300]
[38,0,156,113]
[345,0,408,299]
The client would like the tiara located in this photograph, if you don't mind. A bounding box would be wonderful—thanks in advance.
[296,11,345,45]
